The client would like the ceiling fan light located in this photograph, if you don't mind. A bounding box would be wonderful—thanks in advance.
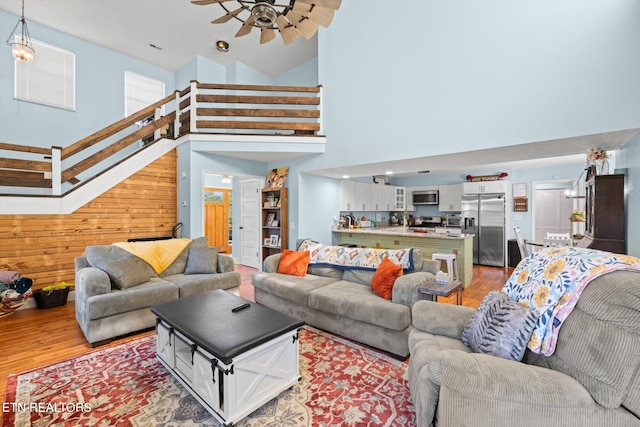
[216,40,229,52]
[251,3,278,28]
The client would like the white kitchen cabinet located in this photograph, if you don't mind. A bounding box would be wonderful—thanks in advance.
[371,183,382,211]
[370,183,394,211]
[463,180,509,194]
[354,181,372,211]
[382,185,396,210]
[439,184,462,211]
[339,180,356,211]
[393,187,407,211]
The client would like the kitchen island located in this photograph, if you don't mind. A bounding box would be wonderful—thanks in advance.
[333,227,474,288]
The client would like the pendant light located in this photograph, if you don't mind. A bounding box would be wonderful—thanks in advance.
[5,0,35,63]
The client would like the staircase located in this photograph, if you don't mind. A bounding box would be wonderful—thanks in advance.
[0,82,324,290]
[0,82,324,214]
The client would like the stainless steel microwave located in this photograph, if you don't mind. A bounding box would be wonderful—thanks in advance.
[412,190,439,205]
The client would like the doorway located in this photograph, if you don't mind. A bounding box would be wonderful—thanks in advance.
[202,173,263,268]
[239,179,262,269]
[532,180,584,242]
[204,187,232,253]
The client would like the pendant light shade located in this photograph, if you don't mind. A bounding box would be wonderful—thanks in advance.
[5,0,35,63]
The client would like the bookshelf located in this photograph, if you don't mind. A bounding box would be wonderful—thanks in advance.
[261,187,288,261]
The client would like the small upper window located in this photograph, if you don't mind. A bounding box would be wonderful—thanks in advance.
[14,37,75,111]
[124,71,165,118]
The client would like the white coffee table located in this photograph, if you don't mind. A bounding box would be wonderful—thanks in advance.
[151,290,304,426]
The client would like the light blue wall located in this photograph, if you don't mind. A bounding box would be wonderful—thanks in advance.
[275,57,319,86]
[0,10,175,147]
[175,57,198,90]
[616,134,640,256]
[227,62,274,85]
[316,0,640,168]
[298,173,339,244]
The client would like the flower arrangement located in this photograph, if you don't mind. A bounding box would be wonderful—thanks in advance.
[570,210,585,222]
[586,147,608,163]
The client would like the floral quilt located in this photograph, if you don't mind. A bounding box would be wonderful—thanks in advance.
[298,239,415,271]
[502,247,640,356]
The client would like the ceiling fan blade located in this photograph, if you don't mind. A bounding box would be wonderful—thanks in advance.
[297,0,342,10]
[276,15,300,45]
[211,7,244,24]
[235,16,255,37]
[293,3,335,27]
[285,11,319,39]
[260,28,277,44]
[191,0,233,5]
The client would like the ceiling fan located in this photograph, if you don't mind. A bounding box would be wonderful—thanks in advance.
[191,0,342,45]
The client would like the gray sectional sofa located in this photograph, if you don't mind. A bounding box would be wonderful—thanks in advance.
[75,237,240,345]
[408,269,640,427]
[252,247,439,357]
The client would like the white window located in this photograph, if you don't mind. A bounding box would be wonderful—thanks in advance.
[124,71,165,118]
[14,37,75,111]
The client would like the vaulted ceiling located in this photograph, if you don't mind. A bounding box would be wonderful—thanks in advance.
[0,0,317,76]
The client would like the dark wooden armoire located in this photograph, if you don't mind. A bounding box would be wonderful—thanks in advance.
[577,173,626,254]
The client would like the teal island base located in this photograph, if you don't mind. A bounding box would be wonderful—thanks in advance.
[333,228,473,288]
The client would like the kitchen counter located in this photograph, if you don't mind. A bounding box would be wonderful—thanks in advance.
[333,227,472,239]
[332,227,474,288]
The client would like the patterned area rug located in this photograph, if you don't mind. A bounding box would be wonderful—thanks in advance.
[2,326,415,426]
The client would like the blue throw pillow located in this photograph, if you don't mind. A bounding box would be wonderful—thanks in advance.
[461,291,537,361]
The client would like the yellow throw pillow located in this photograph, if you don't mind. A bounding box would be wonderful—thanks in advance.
[370,257,403,300]
[277,250,310,277]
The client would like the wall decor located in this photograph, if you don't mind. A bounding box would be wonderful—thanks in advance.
[264,167,289,188]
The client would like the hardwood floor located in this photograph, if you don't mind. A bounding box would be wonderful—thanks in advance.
[0,264,511,404]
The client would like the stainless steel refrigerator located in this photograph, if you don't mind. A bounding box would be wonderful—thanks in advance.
[461,193,506,267]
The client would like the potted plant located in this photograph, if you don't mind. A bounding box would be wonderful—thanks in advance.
[570,210,585,222]
[34,281,73,309]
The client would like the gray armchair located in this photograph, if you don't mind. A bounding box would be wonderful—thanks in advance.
[408,270,640,427]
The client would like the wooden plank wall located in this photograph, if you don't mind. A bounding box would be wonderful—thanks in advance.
[0,151,178,290]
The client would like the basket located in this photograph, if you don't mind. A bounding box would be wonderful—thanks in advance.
[33,288,70,309]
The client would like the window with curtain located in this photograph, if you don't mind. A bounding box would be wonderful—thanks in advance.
[14,37,75,111]
[124,71,165,118]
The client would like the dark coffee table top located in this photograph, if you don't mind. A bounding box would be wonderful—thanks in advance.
[418,279,463,297]
[151,290,304,365]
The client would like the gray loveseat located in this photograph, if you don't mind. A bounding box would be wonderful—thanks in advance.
[252,247,439,357]
[75,237,241,345]
[408,269,640,427]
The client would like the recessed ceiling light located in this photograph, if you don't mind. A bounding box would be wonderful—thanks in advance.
[216,40,229,52]
[342,175,350,179]
[385,171,394,175]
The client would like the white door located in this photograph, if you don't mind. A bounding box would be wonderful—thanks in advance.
[533,188,573,242]
[239,179,261,268]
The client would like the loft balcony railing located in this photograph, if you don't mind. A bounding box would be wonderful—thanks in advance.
[0,81,322,196]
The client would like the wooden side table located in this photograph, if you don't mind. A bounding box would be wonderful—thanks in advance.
[418,279,463,305]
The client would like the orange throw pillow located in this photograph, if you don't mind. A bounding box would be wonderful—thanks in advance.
[371,257,403,300]
[277,250,310,276]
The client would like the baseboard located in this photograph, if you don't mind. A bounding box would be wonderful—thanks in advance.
[17,290,76,311]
